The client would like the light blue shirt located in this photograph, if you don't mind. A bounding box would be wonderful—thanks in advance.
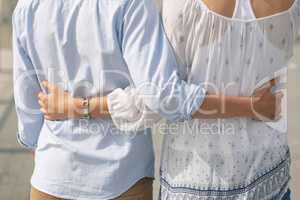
[12,0,205,199]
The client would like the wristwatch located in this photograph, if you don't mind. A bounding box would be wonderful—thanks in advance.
[81,97,90,119]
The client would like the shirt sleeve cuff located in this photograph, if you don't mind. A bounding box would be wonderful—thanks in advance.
[184,87,207,121]
[16,132,37,150]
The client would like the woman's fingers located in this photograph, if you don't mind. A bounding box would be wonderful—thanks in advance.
[38,93,50,112]
[44,115,55,121]
[275,91,284,99]
[38,100,47,109]
[40,108,48,115]
[42,81,59,93]
[44,114,63,121]
[39,89,63,121]
[39,82,69,121]
[38,92,45,100]
[38,92,49,104]
[44,115,53,120]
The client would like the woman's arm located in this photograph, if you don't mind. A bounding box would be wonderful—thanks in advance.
[37,81,110,120]
[38,80,282,122]
[193,79,283,121]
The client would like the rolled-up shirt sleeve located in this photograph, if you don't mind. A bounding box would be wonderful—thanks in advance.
[12,7,43,150]
[107,0,206,130]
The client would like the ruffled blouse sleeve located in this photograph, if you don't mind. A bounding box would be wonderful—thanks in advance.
[107,87,162,131]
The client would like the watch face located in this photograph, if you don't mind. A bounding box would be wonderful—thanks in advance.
[80,98,90,119]
[82,99,89,107]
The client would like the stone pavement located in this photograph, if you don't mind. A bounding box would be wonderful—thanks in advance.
[0,49,33,200]
[0,45,300,200]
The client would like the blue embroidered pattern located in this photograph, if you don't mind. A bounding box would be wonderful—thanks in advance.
[159,152,291,200]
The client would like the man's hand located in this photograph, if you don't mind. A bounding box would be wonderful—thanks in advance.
[38,81,81,120]
[251,79,284,121]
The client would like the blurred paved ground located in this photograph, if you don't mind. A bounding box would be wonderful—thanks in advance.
[0,49,34,200]
[287,40,300,199]
[0,34,300,200]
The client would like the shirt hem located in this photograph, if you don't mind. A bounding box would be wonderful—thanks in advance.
[31,172,154,200]
[16,132,37,150]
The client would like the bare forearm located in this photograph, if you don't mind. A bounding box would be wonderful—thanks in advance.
[71,92,272,121]
[79,95,255,120]
[192,95,255,119]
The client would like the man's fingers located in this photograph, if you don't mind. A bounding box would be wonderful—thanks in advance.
[275,91,284,100]
[273,91,283,121]
[254,77,281,95]
[254,85,269,96]
[265,79,278,93]
[262,78,279,93]
[276,106,282,117]
[270,78,277,87]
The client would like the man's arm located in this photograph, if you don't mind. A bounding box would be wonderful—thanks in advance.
[117,0,205,122]
[13,7,44,150]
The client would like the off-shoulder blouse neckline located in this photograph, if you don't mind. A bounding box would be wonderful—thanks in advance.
[195,0,299,22]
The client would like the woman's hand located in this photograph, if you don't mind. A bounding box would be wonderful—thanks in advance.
[251,79,284,121]
[192,78,284,121]
[38,81,82,121]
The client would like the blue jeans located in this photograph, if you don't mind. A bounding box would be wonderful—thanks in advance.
[282,189,291,200]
